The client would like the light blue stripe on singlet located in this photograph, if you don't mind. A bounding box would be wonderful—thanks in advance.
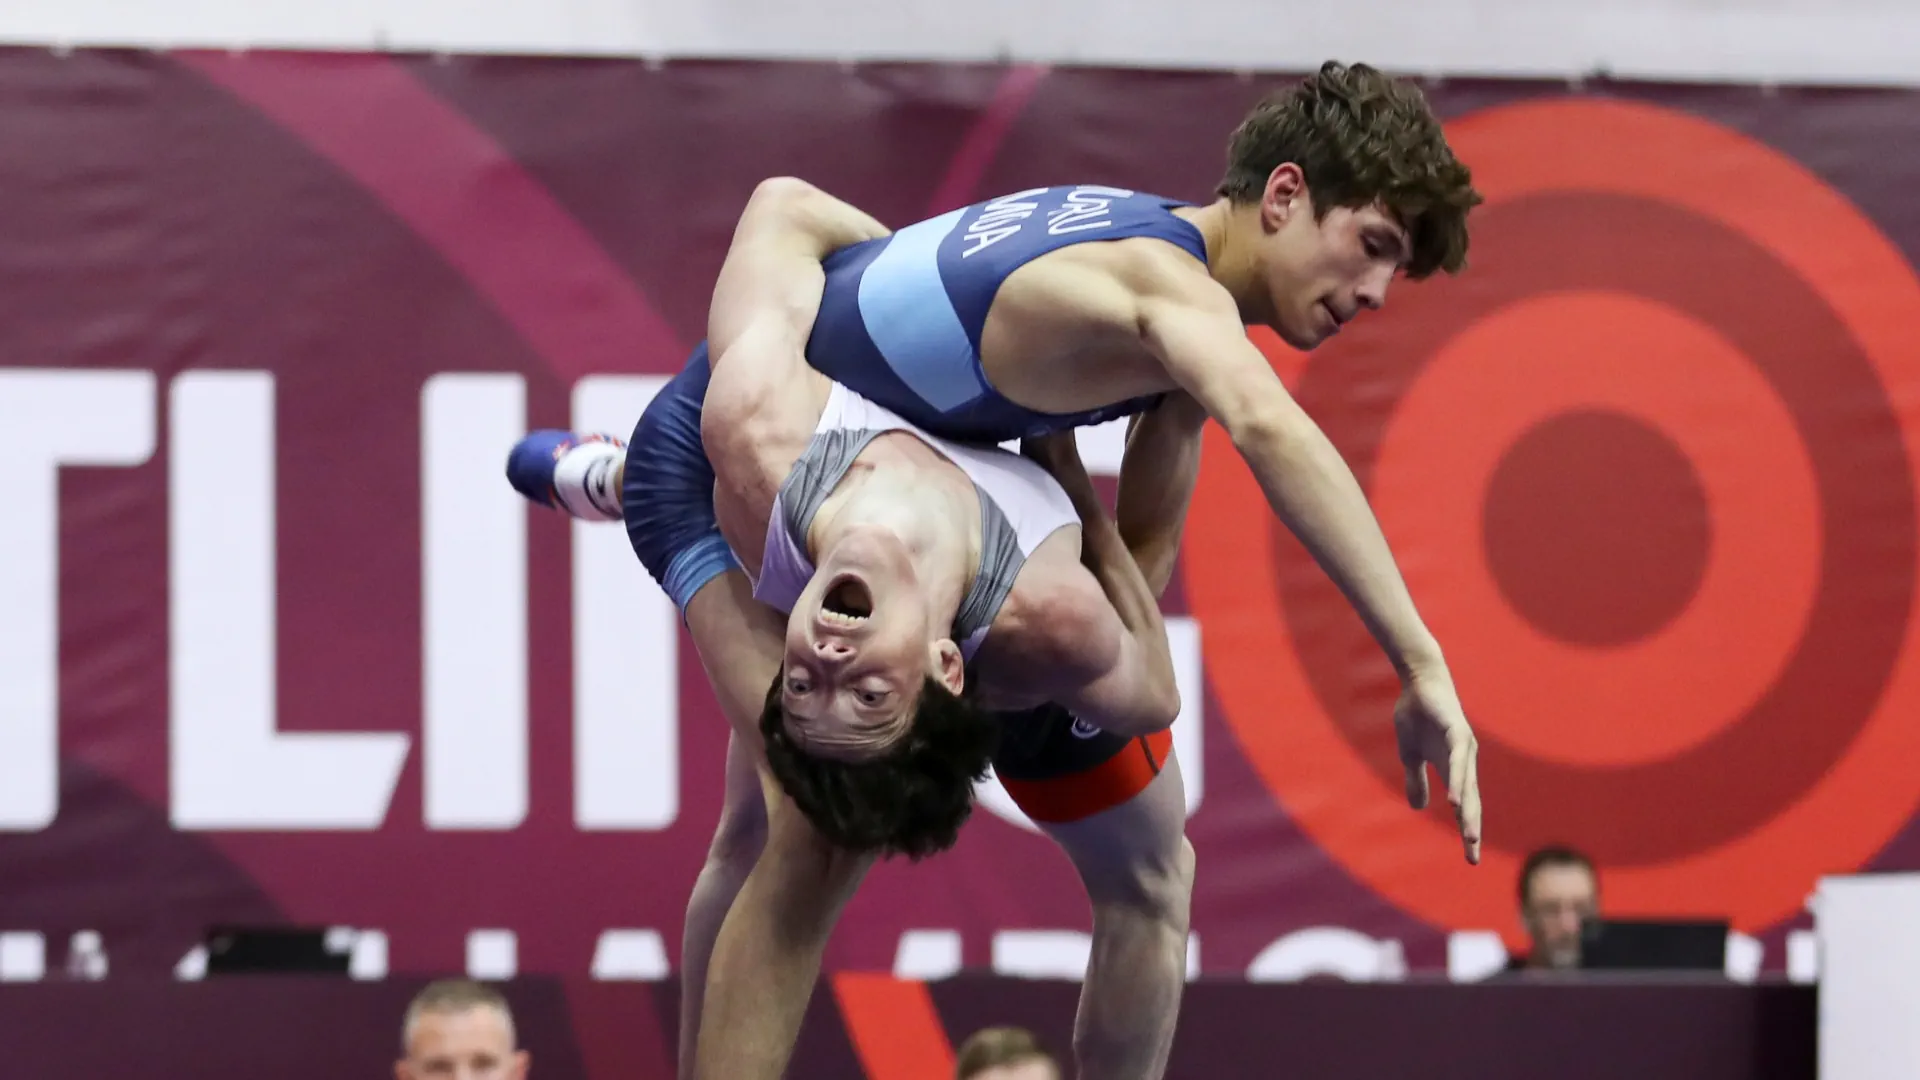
[855,208,990,411]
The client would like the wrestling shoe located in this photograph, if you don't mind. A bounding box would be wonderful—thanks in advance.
[505,430,626,523]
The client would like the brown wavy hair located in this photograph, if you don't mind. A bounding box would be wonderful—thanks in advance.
[1216,61,1482,279]
[759,673,1000,860]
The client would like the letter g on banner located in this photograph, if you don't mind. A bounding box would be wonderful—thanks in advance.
[1185,98,1920,933]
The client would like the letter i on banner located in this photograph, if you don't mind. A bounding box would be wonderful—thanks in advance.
[422,374,530,829]
[572,376,678,830]
[0,371,155,831]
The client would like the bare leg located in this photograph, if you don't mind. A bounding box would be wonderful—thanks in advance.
[517,389,869,1077]
[678,186,890,1080]
[675,571,872,1080]
[1040,752,1196,1080]
[694,789,873,1080]
[672,573,781,1078]
[675,730,766,1079]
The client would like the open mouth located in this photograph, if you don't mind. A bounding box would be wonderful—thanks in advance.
[820,575,873,627]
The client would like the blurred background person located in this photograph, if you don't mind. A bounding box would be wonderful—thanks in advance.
[1508,845,1599,972]
[397,979,531,1080]
[955,1026,1062,1080]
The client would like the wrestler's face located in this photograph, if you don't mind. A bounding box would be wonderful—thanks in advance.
[1256,168,1409,351]
[779,531,965,751]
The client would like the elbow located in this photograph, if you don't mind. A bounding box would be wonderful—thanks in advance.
[1115,673,1182,739]
[1202,374,1309,458]
[746,175,822,214]
[738,176,830,238]
[1223,408,1308,470]
[1147,676,1183,734]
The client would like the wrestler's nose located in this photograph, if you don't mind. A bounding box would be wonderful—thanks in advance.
[814,639,855,665]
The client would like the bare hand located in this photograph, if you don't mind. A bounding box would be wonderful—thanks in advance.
[1393,665,1482,865]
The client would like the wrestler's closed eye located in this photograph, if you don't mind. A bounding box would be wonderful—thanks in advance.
[1365,224,1410,267]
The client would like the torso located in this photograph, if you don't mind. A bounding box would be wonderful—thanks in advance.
[706,375,1088,687]
[803,184,1212,443]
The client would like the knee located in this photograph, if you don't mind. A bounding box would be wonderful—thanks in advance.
[1091,835,1196,927]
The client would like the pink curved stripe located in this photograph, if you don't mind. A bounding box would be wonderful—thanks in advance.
[176,51,685,382]
[926,64,1051,215]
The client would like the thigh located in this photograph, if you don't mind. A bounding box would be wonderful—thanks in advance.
[1040,750,1189,893]
[994,704,1177,829]
[618,342,784,754]
[993,705,1188,883]
[622,343,743,609]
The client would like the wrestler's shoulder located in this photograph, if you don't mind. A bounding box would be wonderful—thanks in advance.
[1000,238,1224,337]
[1026,232,1223,303]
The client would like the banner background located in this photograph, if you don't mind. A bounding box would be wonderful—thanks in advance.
[3,47,1919,980]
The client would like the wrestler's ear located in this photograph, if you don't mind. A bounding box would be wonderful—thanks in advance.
[1263,162,1307,230]
[931,639,965,695]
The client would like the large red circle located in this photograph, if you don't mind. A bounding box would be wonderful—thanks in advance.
[1482,412,1708,647]
[1186,98,1920,933]
[1373,291,1819,766]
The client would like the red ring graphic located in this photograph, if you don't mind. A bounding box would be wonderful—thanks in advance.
[1186,98,1920,933]
[1373,291,1819,766]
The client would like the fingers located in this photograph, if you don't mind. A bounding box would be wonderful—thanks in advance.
[1404,761,1428,811]
[1448,730,1469,812]
[1463,752,1483,865]
[1451,732,1483,865]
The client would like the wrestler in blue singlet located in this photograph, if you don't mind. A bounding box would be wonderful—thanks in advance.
[807,184,1210,444]
[506,185,1208,816]
[510,185,1210,613]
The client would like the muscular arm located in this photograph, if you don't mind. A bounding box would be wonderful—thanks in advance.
[706,176,890,370]
[702,176,893,467]
[1114,391,1209,597]
[1133,251,1444,678]
[1017,435,1182,737]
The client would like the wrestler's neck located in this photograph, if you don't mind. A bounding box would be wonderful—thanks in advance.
[1175,198,1272,325]
[808,467,978,618]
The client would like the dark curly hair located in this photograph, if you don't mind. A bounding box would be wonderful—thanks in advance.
[1216,60,1482,279]
[758,673,1001,860]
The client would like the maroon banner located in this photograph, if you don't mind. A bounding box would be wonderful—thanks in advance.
[0,976,1817,1080]
[3,46,1920,982]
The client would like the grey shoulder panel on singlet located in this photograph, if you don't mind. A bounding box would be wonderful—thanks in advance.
[778,427,888,541]
[953,486,1025,642]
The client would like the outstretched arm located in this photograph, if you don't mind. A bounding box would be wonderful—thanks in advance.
[1134,251,1442,677]
[1131,249,1483,863]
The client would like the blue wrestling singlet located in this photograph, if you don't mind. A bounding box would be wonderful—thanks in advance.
[805,184,1210,444]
